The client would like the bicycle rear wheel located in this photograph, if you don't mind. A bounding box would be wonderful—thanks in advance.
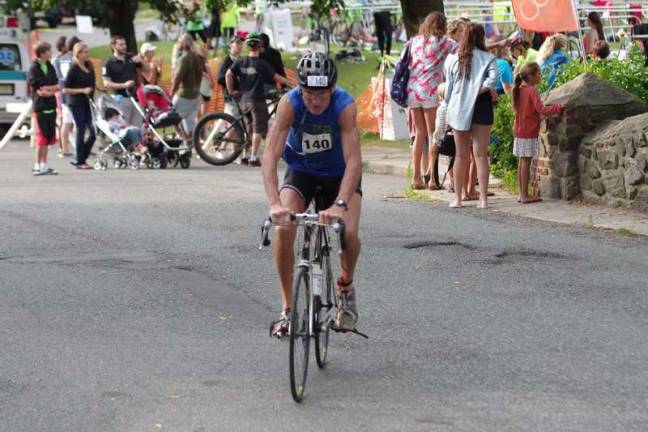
[193,112,246,166]
[289,267,311,403]
[315,250,334,368]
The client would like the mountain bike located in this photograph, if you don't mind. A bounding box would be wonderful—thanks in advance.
[193,88,284,166]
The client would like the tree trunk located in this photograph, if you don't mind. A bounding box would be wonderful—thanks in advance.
[106,0,139,54]
[399,0,445,39]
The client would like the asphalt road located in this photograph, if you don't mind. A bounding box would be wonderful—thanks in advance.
[1,140,648,432]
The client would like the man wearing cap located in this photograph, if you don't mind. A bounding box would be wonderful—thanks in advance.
[261,52,363,337]
[225,32,292,166]
[103,35,148,127]
[53,35,80,159]
[217,35,244,120]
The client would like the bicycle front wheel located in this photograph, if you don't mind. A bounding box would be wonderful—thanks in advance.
[315,252,334,369]
[289,267,311,403]
[193,112,246,166]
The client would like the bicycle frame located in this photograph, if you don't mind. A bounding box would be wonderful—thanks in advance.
[204,92,281,149]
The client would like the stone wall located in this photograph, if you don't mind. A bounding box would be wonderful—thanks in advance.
[538,73,648,201]
[578,113,648,210]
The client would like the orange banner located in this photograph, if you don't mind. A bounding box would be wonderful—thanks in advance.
[511,0,579,32]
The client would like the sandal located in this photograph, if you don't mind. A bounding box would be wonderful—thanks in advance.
[269,309,291,339]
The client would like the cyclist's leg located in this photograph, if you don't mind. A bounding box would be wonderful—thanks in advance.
[339,191,362,290]
[275,169,313,310]
[250,101,269,161]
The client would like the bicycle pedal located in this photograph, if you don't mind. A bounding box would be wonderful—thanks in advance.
[330,324,369,339]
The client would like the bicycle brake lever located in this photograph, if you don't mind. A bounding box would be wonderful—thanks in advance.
[259,218,272,249]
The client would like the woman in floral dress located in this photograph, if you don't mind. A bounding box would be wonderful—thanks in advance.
[406,12,457,189]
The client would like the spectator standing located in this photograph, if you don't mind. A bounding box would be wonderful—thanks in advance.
[170,34,203,142]
[447,18,469,43]
[489,36,513,96]
[103,35,146,127]
[186,0,208,44]
[444,23,499,209]
[537,34,570,90]
[512,62,562,203]
[511,39,538,76]
[220,2,240,44]
[373,10,393,57]
[198,44,217,120]
[584,12,604,57]
[405,12,457,190]
[208,4,222,52]
[53,35,80,158]
[226,33,292,166]
[259,33,286,78]
[628,14,648,65]
[29,42,59,176]
[217,35,244,119]
[63,43,96,170]
[139,43,161,86]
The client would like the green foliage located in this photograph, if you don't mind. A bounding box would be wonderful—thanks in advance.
[552,46,648,104]
[490,94,517,178]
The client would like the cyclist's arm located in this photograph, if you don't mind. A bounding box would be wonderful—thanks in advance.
[273,73,292,87]
[262,95,294,207]
[225,69,237,95]
[337,102,362,203]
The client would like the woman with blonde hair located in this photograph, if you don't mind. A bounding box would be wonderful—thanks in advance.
[537,33,570,89]
[63,42,96,169]
[403,12,457,190]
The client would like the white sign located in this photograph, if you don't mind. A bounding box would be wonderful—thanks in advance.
[265,8,294,52]
[76,15,94,34]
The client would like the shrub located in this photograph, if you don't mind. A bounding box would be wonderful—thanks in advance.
[490,93,517,178]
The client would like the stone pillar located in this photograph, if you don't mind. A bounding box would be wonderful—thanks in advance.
[539,73,648,201]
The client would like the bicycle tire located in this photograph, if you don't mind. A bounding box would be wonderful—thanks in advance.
[193,112,246,166]
[315,248,333,369]
[289,266,311,403]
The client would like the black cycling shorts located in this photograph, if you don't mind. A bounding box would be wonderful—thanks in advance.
[281,168,362,211]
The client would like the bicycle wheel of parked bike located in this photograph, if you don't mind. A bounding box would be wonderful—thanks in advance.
[315,246,334,369]
[290,266,311,403]
[193,112,246,166]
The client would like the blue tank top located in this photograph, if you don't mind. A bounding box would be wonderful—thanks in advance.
[283,87,354,177]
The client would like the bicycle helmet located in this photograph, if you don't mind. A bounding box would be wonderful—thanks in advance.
[296,52,337,89]
[246,32,261,48]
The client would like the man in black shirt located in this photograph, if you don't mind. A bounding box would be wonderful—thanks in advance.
[259,33,286,78]
[226,33,292,166]
[28,42,60,175]
[217,35,244,117]
[103,35,148,127]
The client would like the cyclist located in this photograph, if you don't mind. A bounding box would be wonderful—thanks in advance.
[261,52,362,337]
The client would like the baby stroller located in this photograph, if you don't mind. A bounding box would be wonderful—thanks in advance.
[91,93,144,170]
[135,85,192,169]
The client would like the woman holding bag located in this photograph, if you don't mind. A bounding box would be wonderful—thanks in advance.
[404,12,457,190]
[443,23,498,209]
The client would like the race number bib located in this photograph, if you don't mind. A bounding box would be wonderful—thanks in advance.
[302,132,332,154]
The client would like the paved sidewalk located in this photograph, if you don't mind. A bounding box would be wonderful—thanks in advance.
[362,145,648,237]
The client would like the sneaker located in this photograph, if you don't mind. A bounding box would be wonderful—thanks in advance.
[76,163,93,170]
[335,288,358,330]
[57,149,64,158]
[240,157,249,166]
[45,168,58,175]
[249,158,261,167]
[270,309,292,339]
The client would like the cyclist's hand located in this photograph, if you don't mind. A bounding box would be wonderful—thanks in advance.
[319,205,344,226]
[124,80,136,89]
[269,204,292,225]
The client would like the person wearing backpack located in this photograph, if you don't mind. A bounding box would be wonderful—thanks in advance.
[402,12,457,190]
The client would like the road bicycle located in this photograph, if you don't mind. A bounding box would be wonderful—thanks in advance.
[260,193,368,402]
[192,88,284,166]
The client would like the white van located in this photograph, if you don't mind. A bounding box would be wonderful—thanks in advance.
[0,14,30,133]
